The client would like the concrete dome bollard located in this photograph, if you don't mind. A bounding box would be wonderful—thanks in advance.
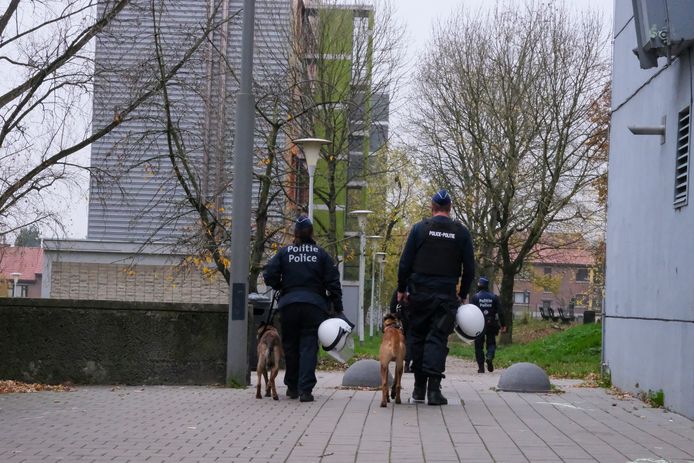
[342,359,392,388]
[497,362,552,393]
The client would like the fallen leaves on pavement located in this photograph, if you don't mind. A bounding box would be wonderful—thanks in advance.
[0,380,75,394]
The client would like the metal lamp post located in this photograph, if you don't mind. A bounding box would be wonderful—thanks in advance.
[293,138,331,222]
[367,235,382,337]
[375,252,386,322]
[10,272,21,297]
[349,209,372,343]
[227,0,256,387]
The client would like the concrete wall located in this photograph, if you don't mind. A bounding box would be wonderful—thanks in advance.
[0,298,228,385]
[606,0,694,419]
[43,240,229,304]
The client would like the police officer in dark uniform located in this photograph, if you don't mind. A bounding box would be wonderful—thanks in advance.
[397,190,475,405]
[470,277,507,373]
[263,216,343,403]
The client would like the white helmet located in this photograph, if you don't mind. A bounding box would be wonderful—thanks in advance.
[454,303,485,343]
[318,318,355,363]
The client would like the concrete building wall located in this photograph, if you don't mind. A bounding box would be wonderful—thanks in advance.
[43,240,228,304]
[606,0,694,419]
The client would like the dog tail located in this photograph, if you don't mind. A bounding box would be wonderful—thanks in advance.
[264,337,276,368]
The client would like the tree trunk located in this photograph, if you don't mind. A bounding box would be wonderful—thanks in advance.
[498,265,516,345]
[326,158,339,259]
[248,125,278,293]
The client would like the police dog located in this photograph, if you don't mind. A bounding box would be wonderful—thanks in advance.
[379,313,406,407]
[256,323,282,400]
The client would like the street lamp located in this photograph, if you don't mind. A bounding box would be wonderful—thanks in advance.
[367,235,382,337]
[10,272,21,298]
[227,0,257,387]
[293,138,331,222]
[349,209,372,343]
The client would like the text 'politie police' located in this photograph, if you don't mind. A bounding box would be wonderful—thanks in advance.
[287,244,320,263]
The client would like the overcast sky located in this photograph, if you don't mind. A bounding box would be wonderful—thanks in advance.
[47,0,614,239]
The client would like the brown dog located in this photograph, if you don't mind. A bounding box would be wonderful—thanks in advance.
[256,323,282,400]
[379,313,406,407]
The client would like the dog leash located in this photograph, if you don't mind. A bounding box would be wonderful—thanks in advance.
[258,291,279,338]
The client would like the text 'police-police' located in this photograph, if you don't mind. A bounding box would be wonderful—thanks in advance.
[428,230,456,239]
[287,244,319,262]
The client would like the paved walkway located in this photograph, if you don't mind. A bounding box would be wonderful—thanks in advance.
[1,359,693,463]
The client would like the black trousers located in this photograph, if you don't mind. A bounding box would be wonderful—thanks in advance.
[407,291,458,379]
[475,324,498,364]
[279,303,327,394]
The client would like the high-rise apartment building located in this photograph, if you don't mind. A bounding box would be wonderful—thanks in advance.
[88,0,291,242]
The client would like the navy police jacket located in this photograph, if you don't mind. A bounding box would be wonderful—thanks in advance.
[470,289,505,327]
[263,239,343,312]
[397,215,475,300]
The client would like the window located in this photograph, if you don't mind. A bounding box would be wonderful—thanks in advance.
[10,282,28,297]
[348,153,364,179]
[349,135,365,153]
[345,186,363,232]
[369,125,388,153]
[576,268,589,282]
[342,236,360,281]
[675,107,690,208]
[513,291,530,304]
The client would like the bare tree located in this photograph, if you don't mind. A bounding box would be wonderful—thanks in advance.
[287,0,406,260]
[412,2,610,343]
[0,0,227,240]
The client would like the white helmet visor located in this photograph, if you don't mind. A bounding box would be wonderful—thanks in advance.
[324,329,354,363]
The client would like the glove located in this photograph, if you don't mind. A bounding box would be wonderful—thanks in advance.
[332,299,344,313]
[336,311,355,330]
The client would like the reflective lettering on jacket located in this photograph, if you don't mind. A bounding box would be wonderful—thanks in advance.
[286,244,319,263]
[477,297,493,316]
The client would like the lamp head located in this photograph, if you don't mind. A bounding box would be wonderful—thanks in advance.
[294,138,331,173]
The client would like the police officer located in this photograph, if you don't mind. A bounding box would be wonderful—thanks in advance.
[471,276,507,373]
[397,189,475,405]
[263,216,343,402]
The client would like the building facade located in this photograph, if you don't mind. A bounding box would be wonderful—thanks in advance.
[88,0,291,242]
[607,0,694,418]
[0,247,43,298]
[42,240,227,304]
[512,246,597,320]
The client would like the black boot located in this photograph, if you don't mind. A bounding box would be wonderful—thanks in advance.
[427,376,448,406]
[412,372,427,402]
[477,362,485,374]
[486,359,494,372]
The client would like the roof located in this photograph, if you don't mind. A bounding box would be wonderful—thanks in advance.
[528,246,595,267]
[0,247,43,282]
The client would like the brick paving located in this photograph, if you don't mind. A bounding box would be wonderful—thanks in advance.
[1,358,692,463]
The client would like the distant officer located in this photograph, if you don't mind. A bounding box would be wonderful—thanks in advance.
[263,216,343,402]
[397,189,475,405]
[470,277,507,373]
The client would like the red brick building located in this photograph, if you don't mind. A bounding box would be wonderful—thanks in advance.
[0,247,43,298]
[510,246,599,319]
